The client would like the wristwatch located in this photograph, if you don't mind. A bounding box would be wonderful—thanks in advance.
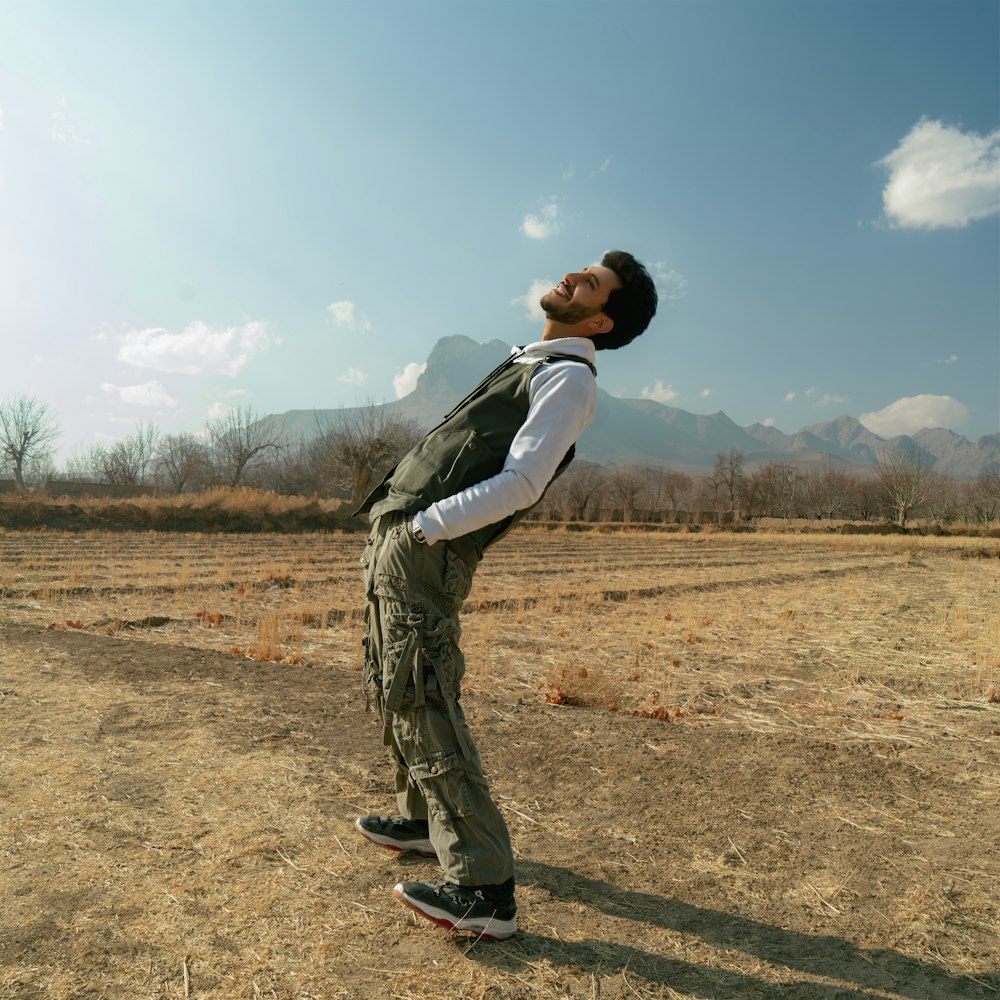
[410,520,427,544]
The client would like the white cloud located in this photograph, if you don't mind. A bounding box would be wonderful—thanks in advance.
[338,367,367,386]
[50,93,88,145]
[699,388,712,398]
[762,417,776,427]
[596,158,610,174]
[933,354,960,365]
[101,380,177,408]
[860,394,969,437]
[521,201,560,240]
[818,393,848,407]
[327,299,372,332]
[878,118,1000,229]
[393,361,426,398]
[206,401,230,421]
[512,278,553,322]
[652,262,687,302]
[784,391,798,401]
[641,380,679,404]
[118,320,270,376]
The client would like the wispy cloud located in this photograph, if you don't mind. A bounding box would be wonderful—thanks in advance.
[932,354,960,365]
[877,118,1000,229]
[652,262,687,302]
[787,387,846,407]
[118,320,270,376]
[595,158,610,174]
[393,361,426,398]
[699,388,712,398]
[818,393,847,407]
[860,394,969,436]
[50,93,88,145]
[338,367,367,386]
[521,201,560,240]
[100,380,177,407]
[762,417,776,427]
[512,278,553,322]
[641,380,678,404]
[327,300,372,332]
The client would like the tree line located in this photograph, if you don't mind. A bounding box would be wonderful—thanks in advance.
[539,448,1000,528]
[2,393,998,527]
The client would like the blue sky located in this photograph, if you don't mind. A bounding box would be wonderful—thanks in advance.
[1,0,998,466]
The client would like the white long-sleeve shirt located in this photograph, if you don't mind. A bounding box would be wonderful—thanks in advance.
[411,337,598,545]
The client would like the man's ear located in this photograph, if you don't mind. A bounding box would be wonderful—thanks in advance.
[588,313,615,335]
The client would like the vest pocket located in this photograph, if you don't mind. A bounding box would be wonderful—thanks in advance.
[389,427,501,504]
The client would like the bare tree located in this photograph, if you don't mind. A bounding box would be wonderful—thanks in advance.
[874,447,933,527]
[98,421,160,487]
[800,467,853,520]
[311,402,423,506]
[964,465,1000,527]
[712,449,745,521]
[60,443,109,483]
[633,465,692,521]
[737,470,765,521]
[742,462,801,517]
[207,406,284,487]
[659,468,694,519]
[604,465,646,523]
[923,471,958,527]
[153,432,212,492]
[0,394,60,490]
[850,473,882,522]
[553,462,607,520]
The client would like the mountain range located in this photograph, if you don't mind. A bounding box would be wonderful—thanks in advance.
[271,336,1000,480]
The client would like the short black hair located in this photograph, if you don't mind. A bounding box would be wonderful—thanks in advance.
[596,250,658,350]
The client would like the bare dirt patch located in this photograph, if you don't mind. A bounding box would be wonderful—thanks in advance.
[1,528,998,998]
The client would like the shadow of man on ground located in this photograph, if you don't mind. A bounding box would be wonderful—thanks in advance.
[459,860,998,1000]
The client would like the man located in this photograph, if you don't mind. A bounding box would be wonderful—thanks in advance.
[354,250,658,940]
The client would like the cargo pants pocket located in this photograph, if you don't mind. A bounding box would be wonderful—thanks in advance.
[409,750,477,821]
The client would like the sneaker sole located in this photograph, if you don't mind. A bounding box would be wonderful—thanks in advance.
[392,883,518,940]
[354,818,436,857]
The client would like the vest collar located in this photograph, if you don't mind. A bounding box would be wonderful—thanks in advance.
[513,337,597,365]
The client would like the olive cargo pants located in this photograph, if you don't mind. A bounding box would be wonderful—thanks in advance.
[360,511,515,887]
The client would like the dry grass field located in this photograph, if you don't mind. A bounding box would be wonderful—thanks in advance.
[1,524,998,999]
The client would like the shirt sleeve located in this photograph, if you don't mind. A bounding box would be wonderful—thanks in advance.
[412,360,597,544]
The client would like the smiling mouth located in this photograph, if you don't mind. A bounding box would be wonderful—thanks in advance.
[554,282,570,299]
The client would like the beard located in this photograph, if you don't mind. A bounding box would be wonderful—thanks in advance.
[539,293,603,325]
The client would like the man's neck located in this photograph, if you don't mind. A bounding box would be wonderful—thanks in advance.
[540,321,595,342]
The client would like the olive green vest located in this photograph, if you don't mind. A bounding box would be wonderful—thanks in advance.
[356,351,596,559]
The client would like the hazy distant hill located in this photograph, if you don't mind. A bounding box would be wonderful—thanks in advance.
[270,336,999,479]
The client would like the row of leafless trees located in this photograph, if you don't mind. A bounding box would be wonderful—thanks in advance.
[53,406,422,502]
[3,393,998,526]
[1,393,422,506]
[538,449,1000,528]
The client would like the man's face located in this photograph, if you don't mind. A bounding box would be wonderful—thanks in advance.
[539,265,620,326]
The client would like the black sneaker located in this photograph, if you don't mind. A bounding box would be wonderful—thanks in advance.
[355,815,436,857]
[393,880,518,940]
